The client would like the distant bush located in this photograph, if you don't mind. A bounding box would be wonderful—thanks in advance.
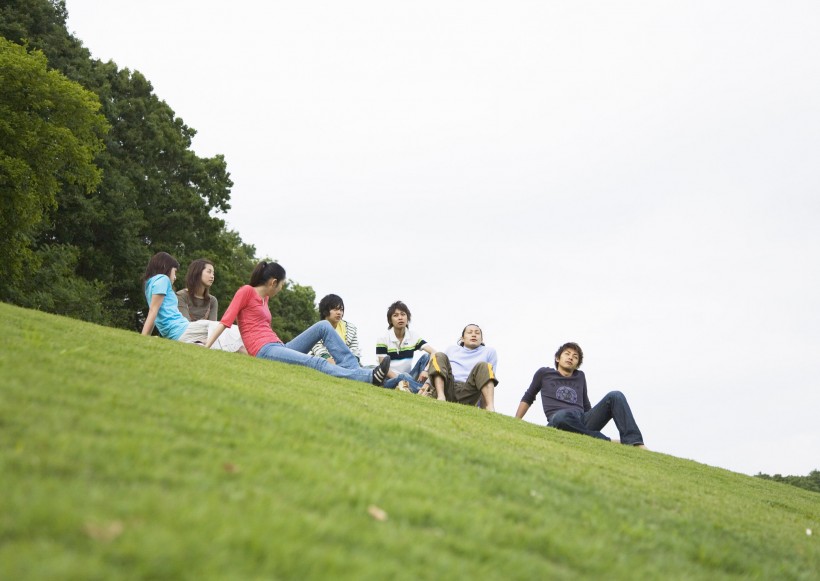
[755,469,820,494]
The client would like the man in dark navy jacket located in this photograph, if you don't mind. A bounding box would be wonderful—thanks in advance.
[515,342,646,447]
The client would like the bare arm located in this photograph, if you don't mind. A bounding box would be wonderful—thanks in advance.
[141,293,165,336]
[515,401,531,419]
[204,323,226,349]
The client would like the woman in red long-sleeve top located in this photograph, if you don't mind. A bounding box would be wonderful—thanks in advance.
[206,261,390,385]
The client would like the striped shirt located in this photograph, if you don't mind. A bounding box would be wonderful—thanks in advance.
[310,320,361,362]
[376,328,428,374]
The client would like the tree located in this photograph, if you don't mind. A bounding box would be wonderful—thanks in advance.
[270,281,319,343]
[0,37,107,298]
[1,0,322,332]
[755,470,820,495]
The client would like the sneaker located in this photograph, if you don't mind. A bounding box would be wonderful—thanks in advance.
[396,380,412,392]
[372,356,391,386]
[418,382,434,398]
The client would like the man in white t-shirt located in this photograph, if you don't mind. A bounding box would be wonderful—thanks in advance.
[425,324,498,411]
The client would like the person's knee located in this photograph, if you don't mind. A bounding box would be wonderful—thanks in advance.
[318,320,334,333]
[470,362,497,385]
[428,352,449,378]
[606,390,627,403]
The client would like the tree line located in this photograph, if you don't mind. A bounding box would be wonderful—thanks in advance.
[755,470,820,495]
[0,0,316,340]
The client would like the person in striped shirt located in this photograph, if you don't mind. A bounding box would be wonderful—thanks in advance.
[310,294,361,364]
[376,300,437,392]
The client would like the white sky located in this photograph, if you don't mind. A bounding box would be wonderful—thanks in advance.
[66,1,820,476]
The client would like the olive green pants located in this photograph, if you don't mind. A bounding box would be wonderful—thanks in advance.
[427,352,498,406]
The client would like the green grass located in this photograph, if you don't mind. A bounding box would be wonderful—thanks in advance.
[1,302,817,580]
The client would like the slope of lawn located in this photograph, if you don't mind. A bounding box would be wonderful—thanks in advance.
[0,302,817,580]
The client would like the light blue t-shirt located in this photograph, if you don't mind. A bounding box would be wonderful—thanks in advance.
[444,343,499,383]
[145,274,190,340]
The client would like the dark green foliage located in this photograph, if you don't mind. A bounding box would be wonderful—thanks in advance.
[0,0,320,332]
[755,470,820,494]
[0,36,107,299]
[269,280,320,343]
[5,244,110,324]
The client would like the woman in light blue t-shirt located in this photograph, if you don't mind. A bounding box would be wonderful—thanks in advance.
[141,252,209,343]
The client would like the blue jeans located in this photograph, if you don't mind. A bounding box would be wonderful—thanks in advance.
[256,321,372,383]
[383,353,430,392]
[548,391,644,445]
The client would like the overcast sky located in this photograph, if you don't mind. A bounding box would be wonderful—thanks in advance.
[66,1,819,476]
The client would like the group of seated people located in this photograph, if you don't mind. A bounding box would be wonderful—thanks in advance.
[141,252,646,448]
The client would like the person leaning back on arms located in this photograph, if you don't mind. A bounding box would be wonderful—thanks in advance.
[515,342,646,448]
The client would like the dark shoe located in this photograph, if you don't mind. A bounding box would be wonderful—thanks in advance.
[372,356,391,386]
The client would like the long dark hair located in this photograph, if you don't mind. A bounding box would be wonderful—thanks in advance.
[142,252,180,289]
[458,324,485,346]
[184,258,214,299]
[250,260,286,287]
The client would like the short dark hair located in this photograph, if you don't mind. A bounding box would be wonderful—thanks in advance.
[554,342,583,368]
[318,294,345,320]
[249,260,286,287]
[142,252,180,289]
[184,258,214,299]
[386,300,411,329]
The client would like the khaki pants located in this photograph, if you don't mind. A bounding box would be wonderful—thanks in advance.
[428,352,498,406]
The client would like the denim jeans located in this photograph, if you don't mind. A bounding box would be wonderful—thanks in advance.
[256,321,372,383]
[548,391,644,445]
[383,353,430,392]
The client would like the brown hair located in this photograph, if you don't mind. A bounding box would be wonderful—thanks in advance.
[184,258,214,299]
[142,252,180,289]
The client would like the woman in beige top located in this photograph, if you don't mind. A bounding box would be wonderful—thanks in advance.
[176,259,218,322]
[177,259,247,353]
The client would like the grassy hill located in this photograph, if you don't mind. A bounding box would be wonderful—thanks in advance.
[0,302,817,580]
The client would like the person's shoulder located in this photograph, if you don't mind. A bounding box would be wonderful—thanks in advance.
[408,328,425,343]
[209,294,218,305]
[147,274,171,290]
[176,288,189,299]
[345,320,357,332]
